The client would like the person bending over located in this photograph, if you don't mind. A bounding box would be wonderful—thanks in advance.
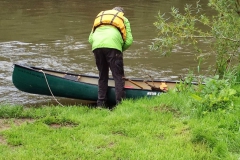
[89,6,133,106]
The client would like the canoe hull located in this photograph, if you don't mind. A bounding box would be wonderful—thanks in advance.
[12,64,164,104]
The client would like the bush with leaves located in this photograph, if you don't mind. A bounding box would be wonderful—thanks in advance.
[151,0,240,78]
[191,75,236,114]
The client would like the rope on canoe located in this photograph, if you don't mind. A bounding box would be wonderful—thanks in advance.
[40,70,64,107]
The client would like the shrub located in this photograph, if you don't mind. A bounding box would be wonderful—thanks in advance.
[191,76,236,114]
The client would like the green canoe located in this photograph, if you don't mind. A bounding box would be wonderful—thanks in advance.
[12,64,181,104]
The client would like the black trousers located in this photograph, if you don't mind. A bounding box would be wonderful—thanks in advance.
[93,48,125,105]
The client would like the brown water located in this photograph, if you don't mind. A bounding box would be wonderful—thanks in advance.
[0,0,213,105]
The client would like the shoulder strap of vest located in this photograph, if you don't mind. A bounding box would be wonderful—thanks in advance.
[99,11,105,24]
[110,11,120,24]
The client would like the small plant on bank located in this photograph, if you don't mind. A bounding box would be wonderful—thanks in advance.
[175,72,196,93]
[174,70,237,116]
[191,75,236,115]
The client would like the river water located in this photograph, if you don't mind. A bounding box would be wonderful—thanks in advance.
[0,0,213,106]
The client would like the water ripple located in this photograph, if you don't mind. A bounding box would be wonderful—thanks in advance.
[0,0,213,105]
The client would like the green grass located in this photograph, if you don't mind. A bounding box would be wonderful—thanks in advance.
[0,90,240,160]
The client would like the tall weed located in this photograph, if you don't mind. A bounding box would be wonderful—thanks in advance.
[191,76,236,115]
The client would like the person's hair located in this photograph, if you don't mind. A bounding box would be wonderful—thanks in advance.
[112,7,124,13]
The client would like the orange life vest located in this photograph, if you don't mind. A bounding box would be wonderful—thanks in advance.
[93,10,127,41]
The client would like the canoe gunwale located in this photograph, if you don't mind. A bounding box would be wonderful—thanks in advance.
[14,63,185,84]
[13,64,160,92]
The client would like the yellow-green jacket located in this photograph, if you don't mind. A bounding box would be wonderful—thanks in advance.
[88,17,133,52]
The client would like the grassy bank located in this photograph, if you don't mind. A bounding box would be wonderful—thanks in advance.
[0,88,240,159]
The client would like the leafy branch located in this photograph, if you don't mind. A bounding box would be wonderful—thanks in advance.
[151,0,240,77]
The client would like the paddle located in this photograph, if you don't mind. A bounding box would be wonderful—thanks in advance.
[123,77,144,89]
